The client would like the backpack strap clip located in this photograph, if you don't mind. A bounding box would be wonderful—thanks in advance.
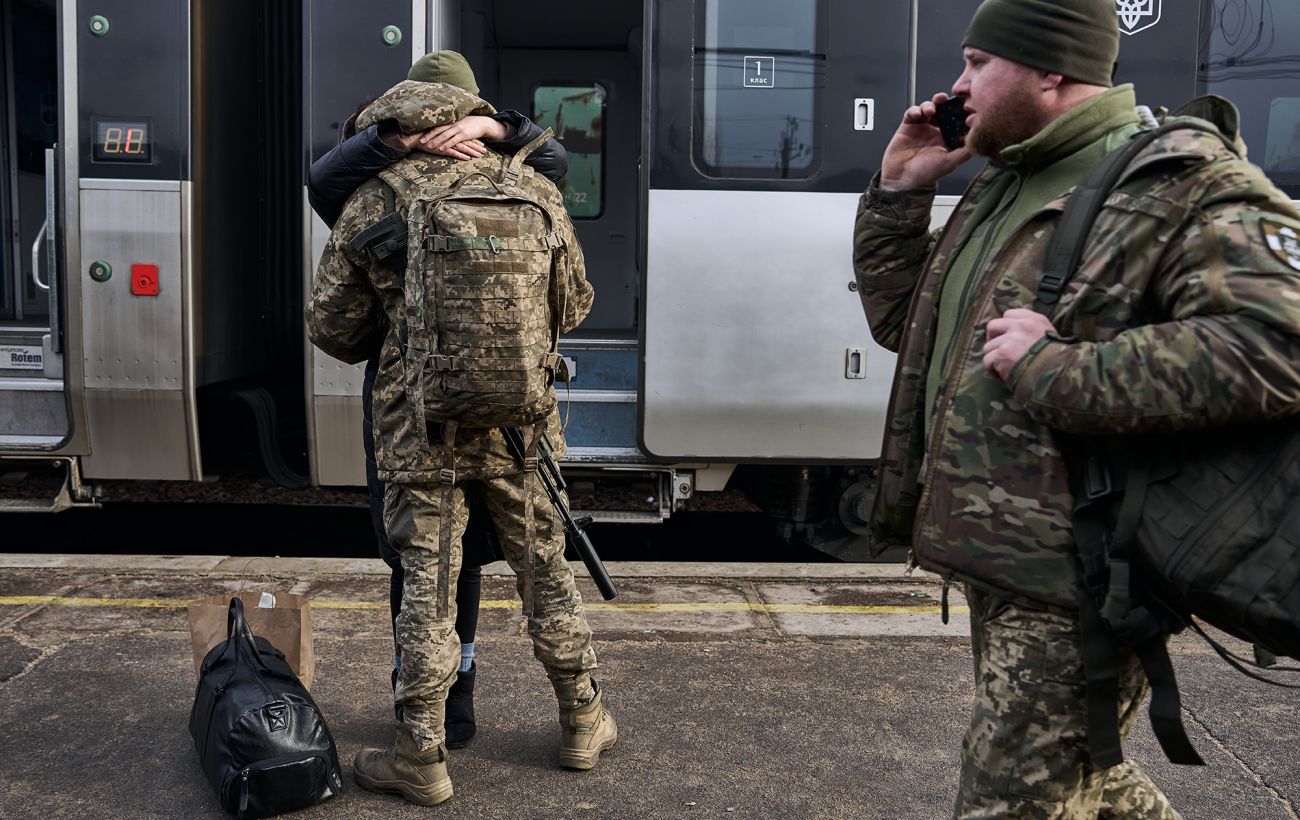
[503,127,555,187]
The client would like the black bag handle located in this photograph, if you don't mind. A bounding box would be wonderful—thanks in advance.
[225,596,275,674]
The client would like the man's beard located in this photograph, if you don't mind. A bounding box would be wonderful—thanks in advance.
[968,92,1047,161]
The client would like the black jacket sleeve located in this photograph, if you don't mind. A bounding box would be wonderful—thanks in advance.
[308,112,570,228]
[484,110,569,184]
[307,124,406,228]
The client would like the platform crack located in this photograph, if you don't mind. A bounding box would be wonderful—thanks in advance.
[740,582,784,637]
[1183,705,1298,819]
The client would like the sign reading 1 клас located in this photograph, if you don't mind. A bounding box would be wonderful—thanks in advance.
[744,56,775,88]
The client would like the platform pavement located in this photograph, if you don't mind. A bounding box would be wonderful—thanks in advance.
[0,555,1295,819]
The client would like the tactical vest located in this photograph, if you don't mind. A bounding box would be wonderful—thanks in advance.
[373,131,570,433]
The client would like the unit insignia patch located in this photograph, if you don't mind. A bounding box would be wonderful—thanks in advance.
[1261,218,1300,272]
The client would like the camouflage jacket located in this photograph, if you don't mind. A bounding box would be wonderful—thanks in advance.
[307,81,594,484]
[853,93,1300,609]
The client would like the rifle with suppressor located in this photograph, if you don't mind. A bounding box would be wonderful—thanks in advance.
[502,427,618,600]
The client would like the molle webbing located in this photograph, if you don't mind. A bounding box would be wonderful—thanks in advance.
[377,147,570,432]
[425,233,563,253]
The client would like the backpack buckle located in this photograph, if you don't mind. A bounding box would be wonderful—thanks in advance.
[486,235,502,254]
[438,468,456,485]
[1084,455,1113,500]
[523,456,539,473]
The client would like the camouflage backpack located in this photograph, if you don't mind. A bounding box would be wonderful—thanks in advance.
[365,131,570,430]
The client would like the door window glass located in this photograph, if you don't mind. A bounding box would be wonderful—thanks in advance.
[532,84,606,219]
[1199,0,1300,197]
[693,0,824,179]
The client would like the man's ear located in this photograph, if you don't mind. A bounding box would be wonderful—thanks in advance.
[1039,71,1065,92]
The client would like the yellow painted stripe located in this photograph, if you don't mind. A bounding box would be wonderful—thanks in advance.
[0,594,968,617]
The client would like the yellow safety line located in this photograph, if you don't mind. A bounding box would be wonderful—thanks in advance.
[0,594,969,617]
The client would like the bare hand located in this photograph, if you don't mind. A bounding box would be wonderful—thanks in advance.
[879,92,973,190]
[417,115,511,160]
[982,308,1054,381]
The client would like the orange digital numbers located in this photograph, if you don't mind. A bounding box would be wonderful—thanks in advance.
[95,119,151,163]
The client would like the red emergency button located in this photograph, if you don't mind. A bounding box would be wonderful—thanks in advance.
[131,263,159,296]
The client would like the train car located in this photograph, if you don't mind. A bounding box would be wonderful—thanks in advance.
[2,0,1298,559]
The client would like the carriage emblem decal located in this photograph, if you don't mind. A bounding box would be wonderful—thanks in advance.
[1115,0,1161,35]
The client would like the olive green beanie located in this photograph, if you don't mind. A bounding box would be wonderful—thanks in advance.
[406,50,479,95]
[963,0,1119,87]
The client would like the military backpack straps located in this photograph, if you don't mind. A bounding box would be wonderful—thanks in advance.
[1033,99,1300,772]
[373,129,569,439]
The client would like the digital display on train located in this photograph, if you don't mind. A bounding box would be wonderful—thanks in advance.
[92,119,152,163]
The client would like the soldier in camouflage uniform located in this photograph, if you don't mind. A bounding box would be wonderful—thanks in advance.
[852,0,1300,816]
[307,79,616,806]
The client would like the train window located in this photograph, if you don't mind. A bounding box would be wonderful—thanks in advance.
[532,84,606,219]
[692,0,825,179]
[1198,0,1300,197]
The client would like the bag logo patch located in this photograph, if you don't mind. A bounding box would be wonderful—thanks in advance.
[1115,0,1160,35]
[1261,219,1300,272]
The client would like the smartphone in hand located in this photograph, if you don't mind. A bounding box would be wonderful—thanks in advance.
[934,97,970,150]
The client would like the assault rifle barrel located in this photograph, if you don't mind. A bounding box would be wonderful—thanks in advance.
[502,427,618,600]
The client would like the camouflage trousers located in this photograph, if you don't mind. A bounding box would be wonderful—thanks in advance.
[383,472,598,750]
[954,585,1182,820]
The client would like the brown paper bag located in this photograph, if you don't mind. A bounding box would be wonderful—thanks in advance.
[187,591,315,689]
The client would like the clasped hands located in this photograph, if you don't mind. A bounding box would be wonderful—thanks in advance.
[384,115,513,161]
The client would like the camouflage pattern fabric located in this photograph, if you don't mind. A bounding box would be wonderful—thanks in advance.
[307,81,599,752]
[385,474,598,750]
[378,131,570,433]
[852,88,1300,609]
[956,586,1181,820]
[308,81,592,486]
[356,80,496,132]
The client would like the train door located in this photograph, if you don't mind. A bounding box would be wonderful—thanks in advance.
[464,0,645,461]
[0,0,72,450]
[642,0,910,460]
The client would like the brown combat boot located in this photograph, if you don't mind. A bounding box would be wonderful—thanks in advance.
[558,684,618,770]
[353,728,454,806]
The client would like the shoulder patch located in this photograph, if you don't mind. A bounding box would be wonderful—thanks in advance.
[1261,218,1300,272]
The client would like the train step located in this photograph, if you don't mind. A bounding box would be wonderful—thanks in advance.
[0,458,97,513]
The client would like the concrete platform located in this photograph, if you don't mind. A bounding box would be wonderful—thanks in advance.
[0,555,1295,819]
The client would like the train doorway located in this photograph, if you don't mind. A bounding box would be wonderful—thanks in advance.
[458,0,645,460]
[0,0,67,446]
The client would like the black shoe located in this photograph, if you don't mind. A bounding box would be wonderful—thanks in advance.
[445,662,477,749]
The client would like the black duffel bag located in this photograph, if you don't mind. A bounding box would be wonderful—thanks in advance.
[189,597,343,818]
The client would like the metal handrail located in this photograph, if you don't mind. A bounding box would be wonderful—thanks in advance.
[31,219,49,292]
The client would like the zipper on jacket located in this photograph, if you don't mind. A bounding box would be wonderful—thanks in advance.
[913,202,1055,546]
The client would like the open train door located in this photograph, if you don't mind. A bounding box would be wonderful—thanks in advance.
[641,0,910,461]
[0,0,91,505]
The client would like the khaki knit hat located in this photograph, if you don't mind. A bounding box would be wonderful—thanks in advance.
[963,0,1119,87]
[407,50,479,96]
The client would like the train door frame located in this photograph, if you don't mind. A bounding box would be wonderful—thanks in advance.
[0,0,87,457]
